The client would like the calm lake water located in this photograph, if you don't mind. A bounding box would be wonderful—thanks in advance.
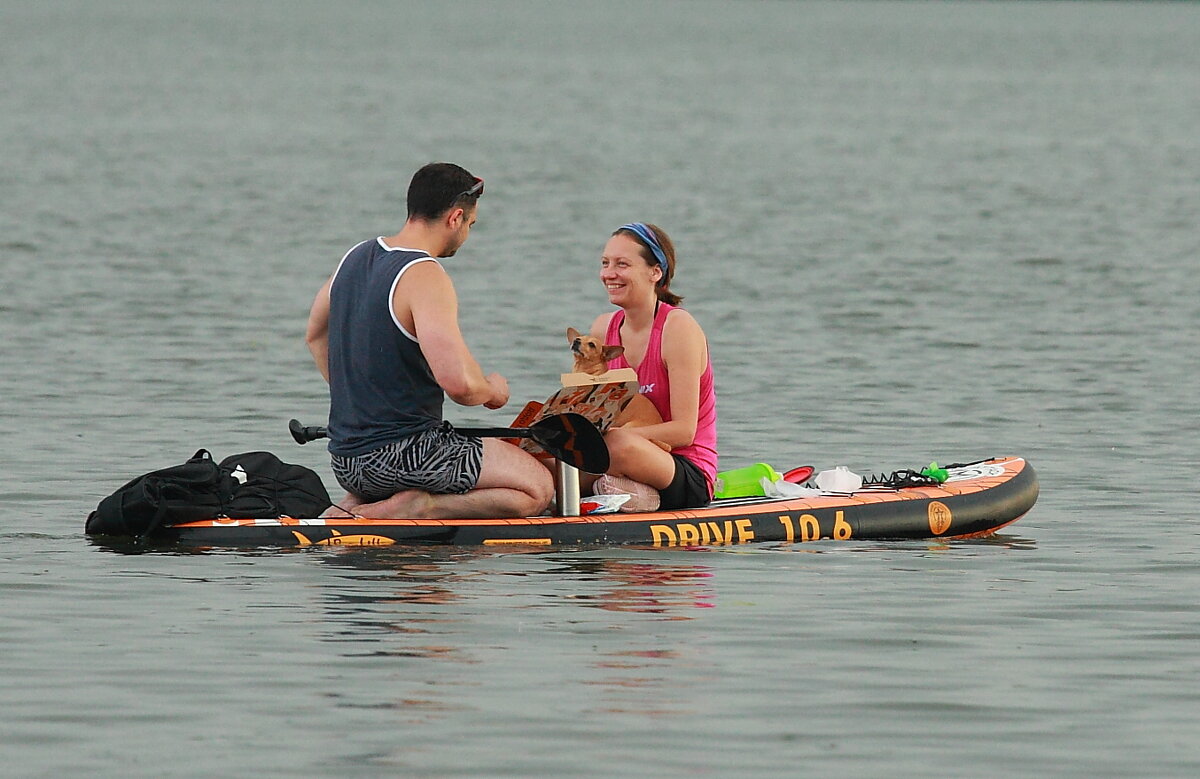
[3,0,1198,775]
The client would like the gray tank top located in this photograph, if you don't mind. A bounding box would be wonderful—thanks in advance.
[326,238,444,457]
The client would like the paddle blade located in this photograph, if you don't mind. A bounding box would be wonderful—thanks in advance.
[502,400,545,446]
[532,413,609,474]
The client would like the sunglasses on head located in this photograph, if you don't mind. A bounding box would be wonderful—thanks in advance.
[457,177,484,200]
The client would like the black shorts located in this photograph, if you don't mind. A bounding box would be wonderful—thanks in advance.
[658,454,712,511]
[330,422,483,502]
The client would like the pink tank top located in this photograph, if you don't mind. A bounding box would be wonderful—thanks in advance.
[605,303,719,490]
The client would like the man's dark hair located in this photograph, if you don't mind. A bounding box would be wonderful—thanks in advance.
[407,162,481,222]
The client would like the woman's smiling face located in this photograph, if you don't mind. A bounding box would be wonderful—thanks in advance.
[600,234,660,306]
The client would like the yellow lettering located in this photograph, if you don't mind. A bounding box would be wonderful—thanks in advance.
[778,515,795,542]
[799,513,820,541]
[699,521,711,545]
[678,523,701,546]
[650,524,677,547]
[833,510,852,540]
[706,521,731,544]
[735,518,755,544]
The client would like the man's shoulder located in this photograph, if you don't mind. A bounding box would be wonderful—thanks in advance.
[395,258,453,308]
[396,256,447,282]
[371,239,435,263]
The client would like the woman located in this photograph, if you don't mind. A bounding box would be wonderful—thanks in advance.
[587,222,718,511]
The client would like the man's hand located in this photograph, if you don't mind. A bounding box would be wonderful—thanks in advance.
[483,373,510,410]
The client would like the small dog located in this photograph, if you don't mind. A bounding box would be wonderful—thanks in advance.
[568,326,625,376]
[567,327,669,450]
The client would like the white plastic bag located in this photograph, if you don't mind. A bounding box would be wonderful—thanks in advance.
[813,466,863,493]
[760,477,823,498]
[581,494,631,514]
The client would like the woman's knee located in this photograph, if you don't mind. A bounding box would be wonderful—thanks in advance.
[604,428,641,462]
[603,429,671,483]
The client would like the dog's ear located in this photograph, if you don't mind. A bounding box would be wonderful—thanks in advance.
[602,344,625,362]
[566,327,581,343]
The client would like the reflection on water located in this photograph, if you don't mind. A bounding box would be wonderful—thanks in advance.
[302,548,721,720]
[529,555,717,617]
[574,560,716,616]
[315,548,481,668]
[312,547,719,627]
[840,533,1039,556]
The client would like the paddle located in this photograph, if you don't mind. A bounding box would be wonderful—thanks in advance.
[288,413,610,474]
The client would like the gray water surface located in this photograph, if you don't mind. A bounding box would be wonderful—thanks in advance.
[2,1,1198,776]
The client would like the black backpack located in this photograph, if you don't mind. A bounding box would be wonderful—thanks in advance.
[218,450,331,521]
[86,449,331,539]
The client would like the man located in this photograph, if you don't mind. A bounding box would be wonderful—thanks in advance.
[305,163,554,518]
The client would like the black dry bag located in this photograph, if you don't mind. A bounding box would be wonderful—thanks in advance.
[218,451,331,519]
[86,449,234,538]
[86,449,332,538]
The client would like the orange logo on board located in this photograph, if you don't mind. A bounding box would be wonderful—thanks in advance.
[927,501,952,535]
[291,529,395,546]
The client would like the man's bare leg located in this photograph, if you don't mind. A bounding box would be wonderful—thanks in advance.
[349,439,554,519]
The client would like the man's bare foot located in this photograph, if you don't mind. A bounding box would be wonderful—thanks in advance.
[352,489,434,519]
[322,493,364,518]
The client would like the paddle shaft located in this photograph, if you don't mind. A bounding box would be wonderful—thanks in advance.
[288,413,609,473]
[456,426,534,438]
[291,421,538,445]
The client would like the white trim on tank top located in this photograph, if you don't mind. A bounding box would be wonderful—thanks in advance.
[384,247,439,342]
[328,238,436,343]
[328,239,371,289]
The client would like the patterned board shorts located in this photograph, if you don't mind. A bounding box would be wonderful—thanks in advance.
[330,422,484,502]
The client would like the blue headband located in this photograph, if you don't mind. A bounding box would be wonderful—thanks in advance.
[618,223,669,278]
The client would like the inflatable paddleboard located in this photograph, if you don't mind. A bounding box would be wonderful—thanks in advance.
[144,457,1037,548]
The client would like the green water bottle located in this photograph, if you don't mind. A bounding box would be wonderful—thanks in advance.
[714,463,781,499]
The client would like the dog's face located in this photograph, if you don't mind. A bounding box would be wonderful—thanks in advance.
[567,327,624,375]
